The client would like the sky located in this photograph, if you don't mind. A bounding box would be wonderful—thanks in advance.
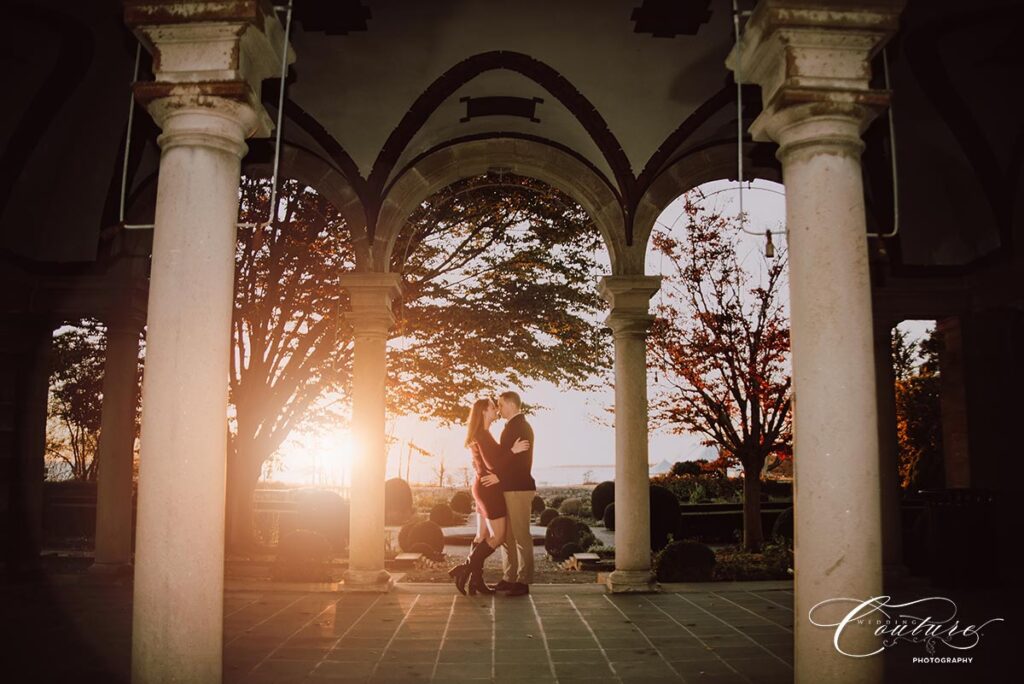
[270,179,934,488]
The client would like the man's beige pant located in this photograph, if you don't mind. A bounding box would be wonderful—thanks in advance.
[501,490,536,584]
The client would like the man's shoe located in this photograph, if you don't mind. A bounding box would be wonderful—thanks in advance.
[506,582,529,596]
[494,580,516,592]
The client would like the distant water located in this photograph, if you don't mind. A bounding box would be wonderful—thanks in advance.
[532,465,616,486]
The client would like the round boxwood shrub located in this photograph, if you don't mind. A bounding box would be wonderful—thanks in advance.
[531,495,546,515]
[273,529,333,582]
[450,490,474,515]
[650,484,681,551]
[591,481,615,521]
[558,497,583,517]
[560,541,583,560]
[654,540,716,582]
[429,503,457,527]
[384,478,414,525]
[545,516,596,561]
[603,502,615,531]
[772,506,794,546]
[287,489,349,553]
[399,520,445,555]
[539,508,560,526]
[548,495,567,510]
[397,519,419,552]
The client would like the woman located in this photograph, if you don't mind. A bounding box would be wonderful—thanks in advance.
[448,397,529,595]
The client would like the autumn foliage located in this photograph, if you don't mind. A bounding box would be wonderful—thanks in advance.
[647,193,792,551]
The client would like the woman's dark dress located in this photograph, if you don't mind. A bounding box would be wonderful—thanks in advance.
[469,428,513,520]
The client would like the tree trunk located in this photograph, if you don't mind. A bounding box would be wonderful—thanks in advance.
[226,448,263,553]
[742,472,764,552]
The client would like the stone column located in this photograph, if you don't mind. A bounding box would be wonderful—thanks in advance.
[728,2,904,681]
[124,3,288,681]
[599,275,661,593]
[90,316,144,574]
[873,319,906,582]
[339,272,403,591]
[0,315,53,574]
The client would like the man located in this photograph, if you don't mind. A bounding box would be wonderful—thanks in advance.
[494,391,536,596]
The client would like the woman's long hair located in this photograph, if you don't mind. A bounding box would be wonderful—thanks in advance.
[464,397,493,448]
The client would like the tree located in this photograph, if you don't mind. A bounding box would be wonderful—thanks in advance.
[46,321,107,481]
[894,326,944,490]
[45,320,145,482]
[226,174,608,549]
[648,193,792,551]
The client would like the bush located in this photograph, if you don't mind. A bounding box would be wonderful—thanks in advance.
[548,495,567,510]
[286,489,349,553]
[545,516,596,560]
[650,472,742,504]
[603,502,615,531]
[560,542,583,559]
[429,503,458,527]
[772,506,794,546]
[385,478,414,525]
[397,518,422,552]
[539,508,560,526]
[591,481,615,521]
[273,529,333,582]
[409,541,443,562]
[449,490,474,515]
[712,541,791,581]
[400,520,444,555]
[650,484,681,551]
[653,540,716,582]
[558,497,584,517]
[531,495,546,515]
[671,461,703,477]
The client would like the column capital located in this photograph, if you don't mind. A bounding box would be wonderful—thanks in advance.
[125,0,293,140]
[340,272,405,336]
[726,0,904,158]
[599,275,661,338]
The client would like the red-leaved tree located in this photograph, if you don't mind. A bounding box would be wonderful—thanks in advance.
[648,193,792,551]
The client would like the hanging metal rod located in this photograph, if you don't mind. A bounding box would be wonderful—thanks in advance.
[120,0,294,231]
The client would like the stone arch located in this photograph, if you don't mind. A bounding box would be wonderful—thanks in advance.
[373,137,631,273]
[633,142,783,270]
[124,143,371,268]
[241,144,371,268]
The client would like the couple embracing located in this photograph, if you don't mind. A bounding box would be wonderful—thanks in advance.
[448,391,536,597]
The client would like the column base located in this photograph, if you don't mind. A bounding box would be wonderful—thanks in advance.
[606,569,658,593]
[342,568,394,593]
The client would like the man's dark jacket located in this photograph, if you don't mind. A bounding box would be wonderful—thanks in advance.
[498,413,536,491]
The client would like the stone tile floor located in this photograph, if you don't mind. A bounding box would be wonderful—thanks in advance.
[2,579,1013,683]
[224,585,795,683]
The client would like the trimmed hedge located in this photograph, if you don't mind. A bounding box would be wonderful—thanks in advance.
[539,508,560,526]
[558,497,584,517]
[650,484,680,551]
[273,529,333,582]
[545,516,596,561]
[286,488,349,553]
[654,540,716,582]
[384,478,414,525]
[400,520,444,555]
[591,481,615,521]
[531,495,546,515]
[450,490,474,515]
[429,503,457,527]
[603,502,615,531]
